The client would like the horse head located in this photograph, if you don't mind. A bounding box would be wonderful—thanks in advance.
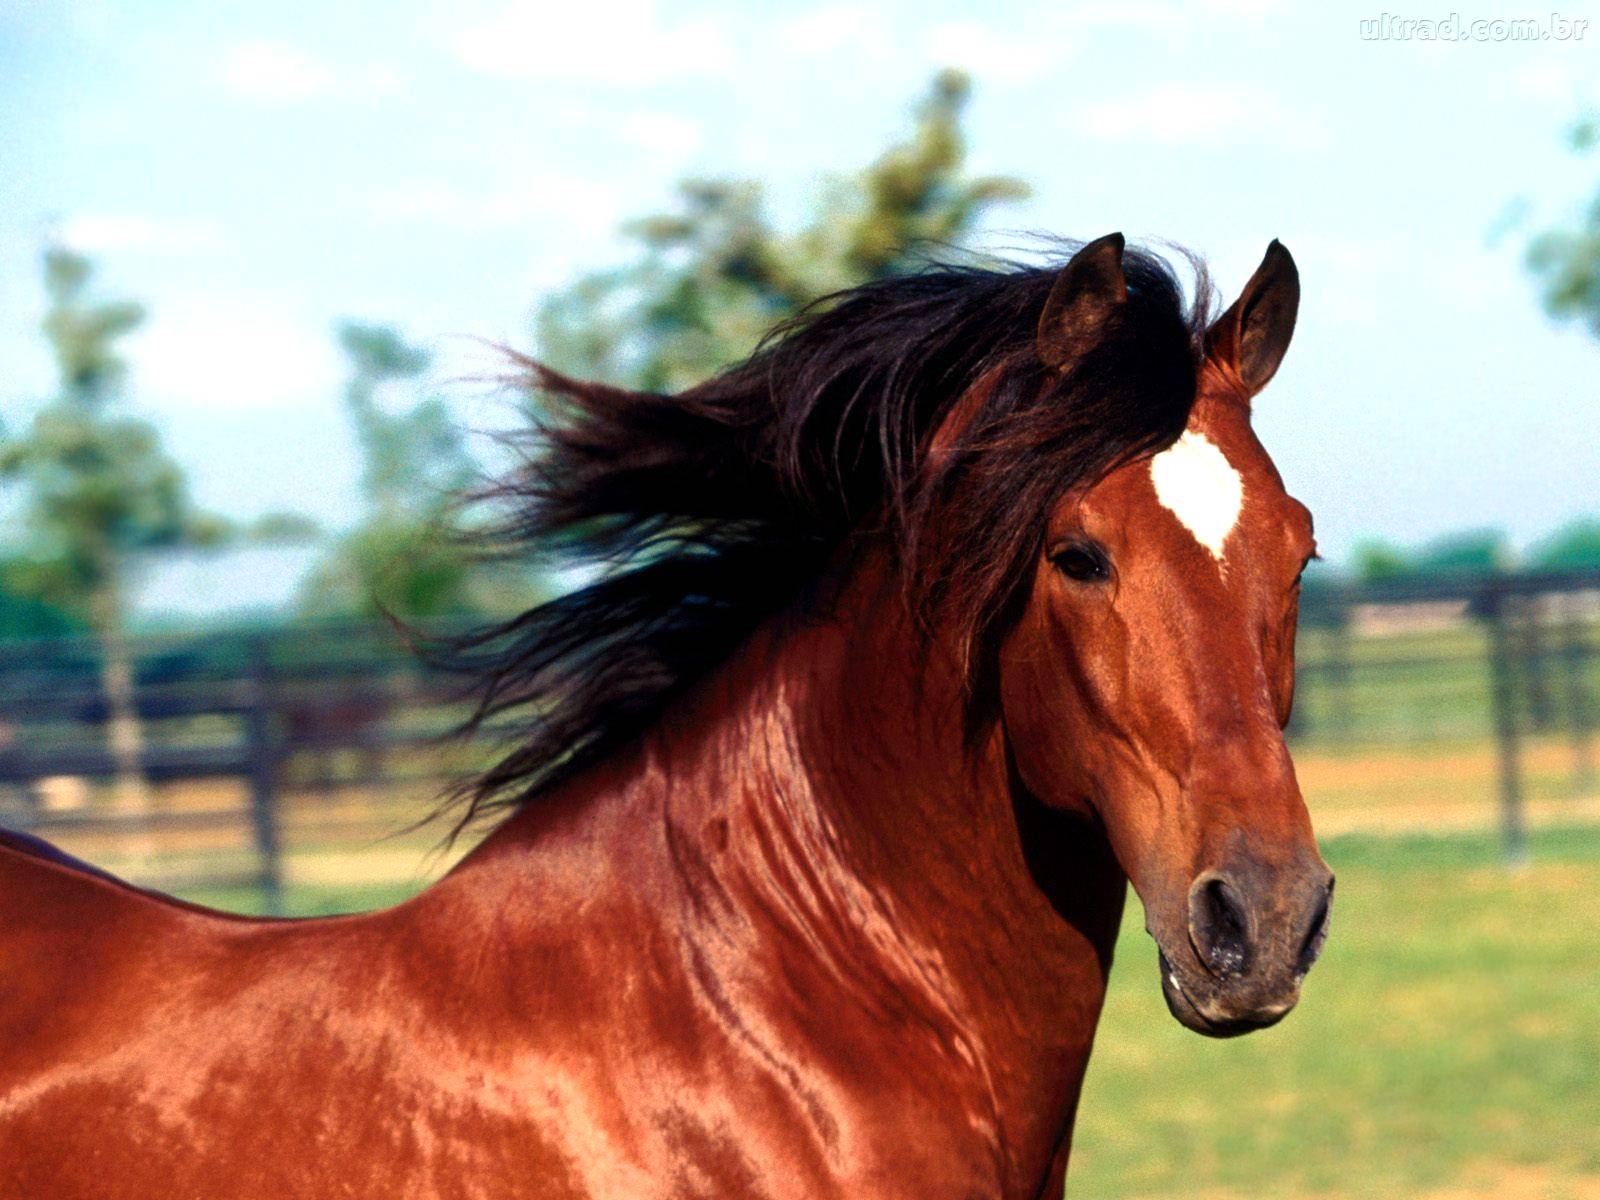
[997,236,1332,1035]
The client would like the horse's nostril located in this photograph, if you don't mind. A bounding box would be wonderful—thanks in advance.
[1188,874,1252,980]
[1297,878,1334,974]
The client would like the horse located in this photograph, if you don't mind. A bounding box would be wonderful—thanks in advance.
[0,234,1332,1199]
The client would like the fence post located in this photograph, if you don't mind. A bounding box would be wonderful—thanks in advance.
[245,635,284,915]
[1328,593,1354,743]
[1516,597,1554,731]
[1484,577,1528,867]
[1563,590,1595,796]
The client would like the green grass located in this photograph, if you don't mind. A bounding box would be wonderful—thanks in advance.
[184,879,419,916]
[1071,826,1600,1198]
[182,828,1600,1199]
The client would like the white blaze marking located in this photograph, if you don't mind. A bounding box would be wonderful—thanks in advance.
[1149,430,1244,561]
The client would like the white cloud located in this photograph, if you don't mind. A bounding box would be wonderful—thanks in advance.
[56,214,226,254]
[361,174,625,239]
[1503,53,1591,103]
[453,0,732,84]
[616,110,703,159]
[1063,0,1283,28]
[1050,0,1201,35]
[219,39,402,104]
[780,5,889,56]
[923,20,1066,83]
[364,182,513,228]
[131,303,344,413]
[1278,232,1409,328]
[65,0,118,42]
[1074,84,1326,150]
[1199,0,1283,15]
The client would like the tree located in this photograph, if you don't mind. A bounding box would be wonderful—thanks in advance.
[1528,116,1600,335]
[537,70,1029,391]
[1529,517,1600,570]
[0,246,226,814]
[1350,539,1412,583]
[300,323,532,622]
[0,562,85,640]
[1412,529,1509,576]
[1350,530,1510,583]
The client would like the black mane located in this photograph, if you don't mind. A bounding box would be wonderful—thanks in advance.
[444,243,1213,830]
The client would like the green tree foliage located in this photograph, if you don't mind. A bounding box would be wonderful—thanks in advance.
[1529,517,1600,570]
[537,70,1029,391]
[1528,117,1600,336]
[336,324,472,513]
[301,323,536,622]
[0,561,85,640]
[1413,529,1509,576]
[1351,530,1511,583]
[3,250,223,585]
[1350,539,1413,583]
[1,246,225,811]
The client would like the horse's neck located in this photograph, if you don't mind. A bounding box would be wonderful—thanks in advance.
[451,562,1125,1193]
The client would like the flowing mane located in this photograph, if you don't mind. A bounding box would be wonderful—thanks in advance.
[3,237,1331,1199]
[445,244,1214,830]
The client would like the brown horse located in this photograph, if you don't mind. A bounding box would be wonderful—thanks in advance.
[0,235,1331,1199]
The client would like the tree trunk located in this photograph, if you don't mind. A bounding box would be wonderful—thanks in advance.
[89,584,155,857]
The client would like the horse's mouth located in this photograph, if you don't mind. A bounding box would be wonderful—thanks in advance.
[1156,950,1288,1039]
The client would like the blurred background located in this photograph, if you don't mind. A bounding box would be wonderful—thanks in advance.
[2,2,1598,1196]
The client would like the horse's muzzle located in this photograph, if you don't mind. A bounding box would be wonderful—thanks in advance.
[1153,859,1334,1038]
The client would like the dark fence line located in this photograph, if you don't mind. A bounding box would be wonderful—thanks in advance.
[0,571,1596,905]
[0,623,480,912]
[1291,569,1598,864]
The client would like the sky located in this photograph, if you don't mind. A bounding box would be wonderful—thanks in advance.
[1,0,1596,613]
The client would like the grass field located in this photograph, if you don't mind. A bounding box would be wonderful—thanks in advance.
[1294,734,1598,835]
[1072,826,1600,1200]
[184,825,1600,1200]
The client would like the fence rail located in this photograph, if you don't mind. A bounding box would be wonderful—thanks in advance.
[1,570,1596,907]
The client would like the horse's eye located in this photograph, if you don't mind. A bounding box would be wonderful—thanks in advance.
[1052,544,1110,583]
[1293,552,1318,590]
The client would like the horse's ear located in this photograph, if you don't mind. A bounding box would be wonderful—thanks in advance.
[1205,239,1299,397]
[1036,232,1128,370]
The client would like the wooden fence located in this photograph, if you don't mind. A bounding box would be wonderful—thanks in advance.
[0,623,474,911]
[0,569,1595,906]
